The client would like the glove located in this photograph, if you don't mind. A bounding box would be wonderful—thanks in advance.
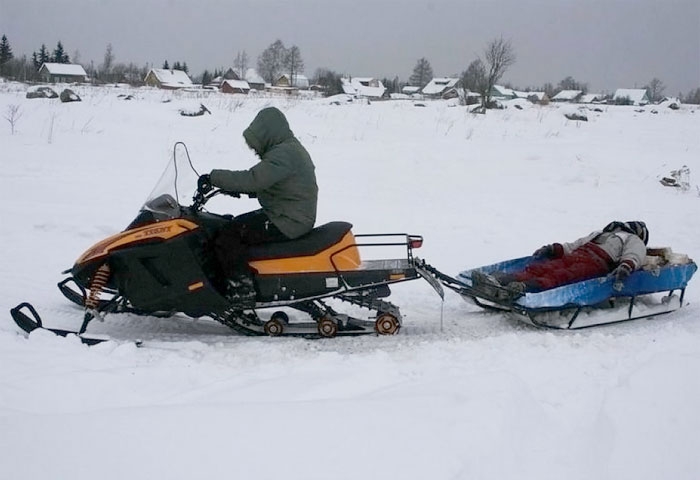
[197,174,213,195]
[533,243,563,259]
[612,261,633,291]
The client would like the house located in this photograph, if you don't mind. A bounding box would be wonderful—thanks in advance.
[489,85,517,100]
[244,68,266,91]
[513,90,549,103]
[341,77,387,99]
[221,79,250,94]
[422,77,461,99]
[613,88,649,105]
[275,74,310,89]
[551,90,583,102]
[223,68,241,80]
[144,68,193,89]
[38,63,87,83]
[579,93,607,104]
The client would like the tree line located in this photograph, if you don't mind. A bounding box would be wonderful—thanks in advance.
[1,33,699,105]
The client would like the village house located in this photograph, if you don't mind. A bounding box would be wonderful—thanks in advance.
[341,77,387,99]
[221,79,250,94]
[38,63,87,83]
[422,77,461,99]
[144,68,193,90]
[244,68,266,91]
[551,90,583,102]
[275,73,310,89]
[613,88,650,105]
[489,85,517,100]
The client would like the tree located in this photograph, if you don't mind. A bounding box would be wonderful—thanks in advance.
[100,43,114,81]
[409,57,433,88]
[233,50,249,77]
[257,39,287,83]
[460,58,487,103]
[683,88,700,104]
[162,60,170,69]
[284,45,304,85]
[557,76,587,94]
[201,69,212,86]
[482,36,516,109]
[52,41,69,63]
[0,34,14,76]
[33,44,50,69]
[646,77,666,103]
[313,68,343,96]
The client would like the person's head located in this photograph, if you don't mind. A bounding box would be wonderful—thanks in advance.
[243,107,293,158]
[603,220,649,245]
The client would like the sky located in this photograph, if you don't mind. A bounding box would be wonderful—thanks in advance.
[1,0,698,94]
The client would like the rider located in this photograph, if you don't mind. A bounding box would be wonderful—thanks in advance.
[473,221,649,295]
[198,107,318,304]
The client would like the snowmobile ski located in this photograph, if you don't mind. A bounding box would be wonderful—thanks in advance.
[11,303,110,345]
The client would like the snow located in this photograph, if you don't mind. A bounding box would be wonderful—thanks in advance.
[1,83,700,480]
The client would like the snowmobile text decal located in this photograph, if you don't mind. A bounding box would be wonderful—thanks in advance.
[76,219,200,265]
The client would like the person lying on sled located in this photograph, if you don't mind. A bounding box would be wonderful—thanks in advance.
[472,221,649,295]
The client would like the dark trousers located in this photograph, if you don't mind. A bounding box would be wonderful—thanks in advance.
[215,209,289,278]
[511,243,614,291]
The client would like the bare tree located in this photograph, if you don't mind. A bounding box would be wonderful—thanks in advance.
[5,104,22,135]
[233,50,249,78]
[257,39,287,84]
[460,59,487,105]
[409,57,433,88]
[482,36,516,108]
[284,45,304,86]
[556,76,588,94]
[100,44,114,82]
[646,77,666,103]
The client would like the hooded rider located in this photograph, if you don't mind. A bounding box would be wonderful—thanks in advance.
[198,107,318,302]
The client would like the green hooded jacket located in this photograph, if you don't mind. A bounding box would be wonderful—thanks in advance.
[210,107,318,239]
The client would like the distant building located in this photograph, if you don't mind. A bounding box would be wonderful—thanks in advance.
[422,77,461,99]
[551,90,583,102]
[38,63,87,83]
[221,79,250,94]
[341,77,387,99]
[144,68,193,89]
[244,68,266,91]
[489,85,517,100]
[579,93,607,104]
[275,74,310,89]
[613,88,649,105]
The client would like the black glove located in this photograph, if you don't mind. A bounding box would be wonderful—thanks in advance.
[197,174,213,195]
[612,262,633,291]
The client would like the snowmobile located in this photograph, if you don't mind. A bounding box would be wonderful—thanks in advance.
[423,250,697,329]
[11,142,443,343]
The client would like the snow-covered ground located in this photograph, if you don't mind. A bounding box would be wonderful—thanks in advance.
[1,84,699,479]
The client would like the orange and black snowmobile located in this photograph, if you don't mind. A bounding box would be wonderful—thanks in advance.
[11,143,442,343]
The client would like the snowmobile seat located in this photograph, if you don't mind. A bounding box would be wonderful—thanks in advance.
[247,221,353,261]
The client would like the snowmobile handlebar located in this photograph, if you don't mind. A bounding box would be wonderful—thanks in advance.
[191,188,257,212]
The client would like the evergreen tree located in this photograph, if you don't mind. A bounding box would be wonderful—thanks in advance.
[409,58,433,88]
[38,44,50,66]
[201,69,212,86]
[182,62,188,73]
[0,34,14,75]
[52,41,69,63]
[162,60,169,69]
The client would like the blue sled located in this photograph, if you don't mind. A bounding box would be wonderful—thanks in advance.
[439,254,698,329]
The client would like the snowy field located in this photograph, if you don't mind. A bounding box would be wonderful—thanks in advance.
[1,83,699,479]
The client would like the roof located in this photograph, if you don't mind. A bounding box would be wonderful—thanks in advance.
[491,85,515,97]
[244,68,265,85]
[39,63,87,76]
[579,93,605,103]
[341,77,386,98]
[422,77,459,95]
[147,68,193,87]
[552,90,583,101]
[222,79,250,90]
[613,89,649,104]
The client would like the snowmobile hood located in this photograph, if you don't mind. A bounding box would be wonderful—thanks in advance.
[242,107,294,158]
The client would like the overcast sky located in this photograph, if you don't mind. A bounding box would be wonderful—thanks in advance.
[1,0,698,94]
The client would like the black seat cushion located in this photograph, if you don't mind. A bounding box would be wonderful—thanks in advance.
[247,221,353,261]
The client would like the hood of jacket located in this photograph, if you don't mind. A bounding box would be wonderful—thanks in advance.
[242,107,294,157]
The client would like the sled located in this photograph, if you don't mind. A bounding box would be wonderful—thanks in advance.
[11,142,443,342]
[422,249,697,329]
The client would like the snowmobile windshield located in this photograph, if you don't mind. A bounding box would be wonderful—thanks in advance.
[141,142,200,219]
